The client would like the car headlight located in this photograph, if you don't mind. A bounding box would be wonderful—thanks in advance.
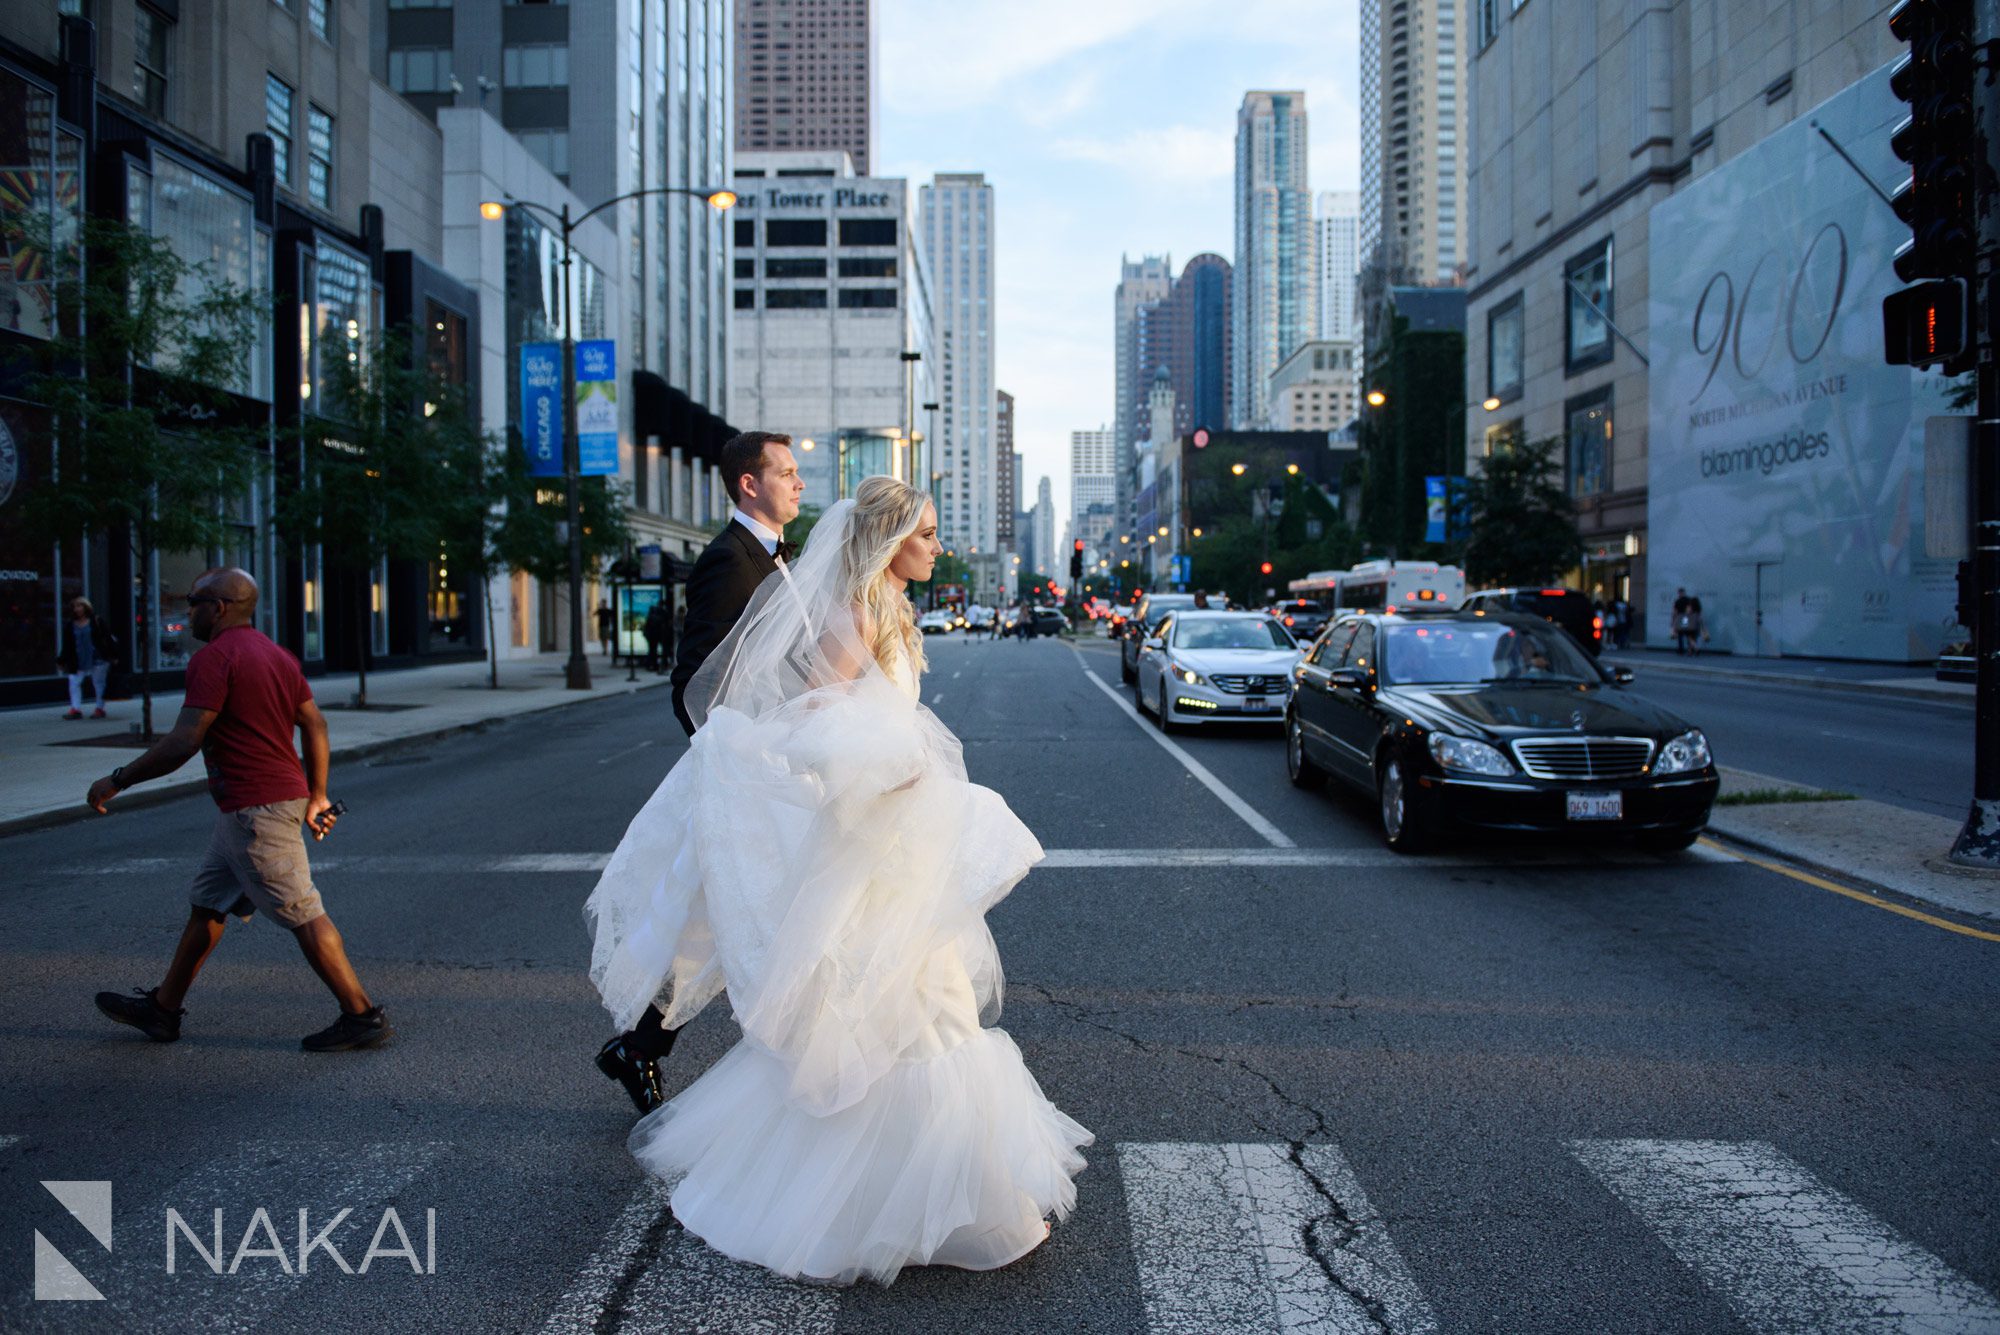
[1169,661,1207,687]
[1427,733,1515,776]
[1654,729,1712,775]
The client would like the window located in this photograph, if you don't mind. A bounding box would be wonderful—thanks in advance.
[1565,389,1611,497]
[734,289,755,309]
[766,218,826,247]
[764,289,827,309]
[306,106,333,208]
[1564,237,1613,371]
[388,0,452,7]
[307,0,331,41]
[733,258,754,278]
[133,6,168,116]
[734,218,754,246]
[388,47,452,92]
[515,128,569,178]
[838,288,898,309]
[765,256,825,279]
[1487,293,1523,402]
[503,44,570,88]
[839,218,898,246]
[265,75,294,185]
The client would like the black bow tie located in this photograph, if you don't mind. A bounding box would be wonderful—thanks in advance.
[775,540,799,563]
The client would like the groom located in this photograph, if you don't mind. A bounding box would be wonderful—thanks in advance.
[597,430,804,1114]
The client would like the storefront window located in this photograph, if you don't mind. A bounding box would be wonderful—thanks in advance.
[0,67,64,341]
[150,154,271,399]
[1564,237,1613,371]
[309,240,371,420]
[302,543,323,660]
[1487,294,1523,402]
[1566,389,1612,497]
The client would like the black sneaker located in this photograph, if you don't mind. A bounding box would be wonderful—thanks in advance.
[95,987,183,1042]
[301,1006,392,1052]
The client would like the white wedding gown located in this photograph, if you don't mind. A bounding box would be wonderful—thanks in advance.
[585,641,1092,1286]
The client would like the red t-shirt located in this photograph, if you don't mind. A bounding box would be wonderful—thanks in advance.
[181,626,313,811]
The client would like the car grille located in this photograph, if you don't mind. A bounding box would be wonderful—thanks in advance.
[1210,673,1290,695]
[1510,736,1655,780]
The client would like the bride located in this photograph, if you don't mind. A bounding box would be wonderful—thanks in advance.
[584,475,1092,1285]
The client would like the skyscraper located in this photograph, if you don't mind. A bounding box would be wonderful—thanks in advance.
[1232,91,1316,429]
[1070,426,1117,558]
[1165,253,1232,439]
[733,0,875,174]
[1316,191,1360,343]
[1358,0,1466,350]
[920,173,997,555]
[1114,254,1173,532]
[1032,476,1056,577]
[996,389,1016,554]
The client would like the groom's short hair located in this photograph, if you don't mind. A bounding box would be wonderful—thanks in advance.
[721,431,793,504]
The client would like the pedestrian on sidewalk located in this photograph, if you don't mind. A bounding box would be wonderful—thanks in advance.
[84,567,391,1052]
[1671,588,1704,656]
[596,601,617,658]
[1611,595,1633,651]
[642,598,673,675]
[57,597,120,720]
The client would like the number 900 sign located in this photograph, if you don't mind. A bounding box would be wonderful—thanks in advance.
[1688,221,1847,403]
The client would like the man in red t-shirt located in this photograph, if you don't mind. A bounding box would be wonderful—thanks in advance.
[84,567,391,1052]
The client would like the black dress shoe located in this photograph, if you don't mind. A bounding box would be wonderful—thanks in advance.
[95,987,183,1042]
[596,1035,665,1115]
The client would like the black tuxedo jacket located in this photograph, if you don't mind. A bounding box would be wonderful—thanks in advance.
[671,519,779,735]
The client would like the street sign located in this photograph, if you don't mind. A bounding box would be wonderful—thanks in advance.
[520,342,562,476]
[1425,476,1448,543]
[575,339,618,476]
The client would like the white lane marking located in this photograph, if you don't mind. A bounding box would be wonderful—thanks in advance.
[58,847,1733,875]
[1121,1142,1437,1335]
[597,740,655,766]
[93,1141,445,1329]
[1071,648,1296,850]
[1569,1139,2000,1332]
[542,1175,836,1334]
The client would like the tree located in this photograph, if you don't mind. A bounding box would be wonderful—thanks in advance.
[278,328,463,707]
[8,215,266,739]
[1457,435,1583,586]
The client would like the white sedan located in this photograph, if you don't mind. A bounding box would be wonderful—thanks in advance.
[918,609,958,635]
[1133,611,1302,731]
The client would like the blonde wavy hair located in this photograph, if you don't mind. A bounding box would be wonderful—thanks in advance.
[841,475,931,675]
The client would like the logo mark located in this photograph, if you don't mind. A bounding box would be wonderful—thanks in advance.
[36,1180,111,1301]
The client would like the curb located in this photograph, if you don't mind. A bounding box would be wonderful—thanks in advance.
[1702,817,2000,926]
[0,676,671,842]
[1607,657,1971,708]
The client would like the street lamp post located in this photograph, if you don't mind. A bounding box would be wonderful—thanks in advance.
[481,185,736,690]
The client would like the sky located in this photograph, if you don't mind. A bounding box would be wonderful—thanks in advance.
[874,0,1360,536]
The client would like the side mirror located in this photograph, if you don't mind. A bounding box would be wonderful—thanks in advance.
[1611,666,1635,685]
[1329,666,1369,689]
[1143,636,1165,651]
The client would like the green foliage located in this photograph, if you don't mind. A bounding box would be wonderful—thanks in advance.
[6,214,267,735]
[1457,435,1583,586]
[785,502,824,554]
[1184,467,1360,606]
[920,550,972,597]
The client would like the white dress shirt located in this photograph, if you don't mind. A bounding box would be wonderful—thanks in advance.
[730,507,783,559]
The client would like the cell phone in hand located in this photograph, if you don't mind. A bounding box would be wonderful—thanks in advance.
[314,799,348,831]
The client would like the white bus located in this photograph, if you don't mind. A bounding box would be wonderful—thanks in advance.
[1288,560,1466,616]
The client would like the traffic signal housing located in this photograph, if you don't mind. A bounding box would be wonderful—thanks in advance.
[1069,539,1084,581]
[1884,0,1978,369]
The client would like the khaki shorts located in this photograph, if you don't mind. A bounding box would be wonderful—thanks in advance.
[187,799,326,929]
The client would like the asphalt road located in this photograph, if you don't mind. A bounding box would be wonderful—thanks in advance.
[0,633,1994,1333]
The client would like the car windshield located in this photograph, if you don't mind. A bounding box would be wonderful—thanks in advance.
[1380,620,1599,684]
[1173,617,1293,650]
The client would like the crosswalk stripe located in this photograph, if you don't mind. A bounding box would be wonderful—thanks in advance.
[1120,1142,1438,1335]
[542,1176,836,1334]
[54,844,1738,875]
[1569,1138,2000,1332]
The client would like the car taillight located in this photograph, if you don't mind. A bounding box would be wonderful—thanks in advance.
[1284,616,1294,625]
[1593,615,1603,638]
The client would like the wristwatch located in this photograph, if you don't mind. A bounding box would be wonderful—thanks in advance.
[108,765,126,790]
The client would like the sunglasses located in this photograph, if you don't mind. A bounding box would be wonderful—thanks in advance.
[185,594,237,608]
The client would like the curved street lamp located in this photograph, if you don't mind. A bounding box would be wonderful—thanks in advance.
[480,185,736,689]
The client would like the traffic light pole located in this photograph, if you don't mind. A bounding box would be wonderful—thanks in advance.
[1953,0,2000,866]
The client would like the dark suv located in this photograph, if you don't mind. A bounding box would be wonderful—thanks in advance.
[1269,600,1329,642]
[1461,587,1603,656]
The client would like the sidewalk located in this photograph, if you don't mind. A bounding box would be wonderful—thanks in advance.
[1709,766,1999,925]
[1602,646,1972,706]
[0,651,670,837]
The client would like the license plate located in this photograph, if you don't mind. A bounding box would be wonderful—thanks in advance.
[1566,790,1624,821]
[1244,695,1269,711]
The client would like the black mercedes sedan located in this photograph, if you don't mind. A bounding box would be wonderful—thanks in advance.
[1285,609,1718,852]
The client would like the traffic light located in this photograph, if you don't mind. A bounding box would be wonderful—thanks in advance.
[1259,561,1274,576]
[1884,0,1977,366]
[1069,539,1084,581]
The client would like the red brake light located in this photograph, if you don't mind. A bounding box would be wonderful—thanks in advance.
[1284,616,1294,625]
[1540,588,1568,597]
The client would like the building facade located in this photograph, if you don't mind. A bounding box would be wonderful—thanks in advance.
[733,0,873,175]
[1232,90,1315,430]
[1358,0,1467,355]
[1316,190,1359,342]
[1070,425,1116,562]
[1164,253,1231,439]
[1114,253,1172,532]
[919,172,995,557]
[1460,0,1909,653]
[1269,340,1358,432]
[725,150,932,511]
[995,387,1015,555]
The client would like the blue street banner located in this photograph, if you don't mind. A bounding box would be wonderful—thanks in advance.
[1424,476,1448,543]
[520,342,563,476]
[574,339,619,476]
[1170,554,1192,587]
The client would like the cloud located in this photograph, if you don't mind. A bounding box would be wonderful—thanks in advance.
[1049,125,1236,186]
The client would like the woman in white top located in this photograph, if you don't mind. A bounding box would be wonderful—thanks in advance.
[586,475,1091,1286]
